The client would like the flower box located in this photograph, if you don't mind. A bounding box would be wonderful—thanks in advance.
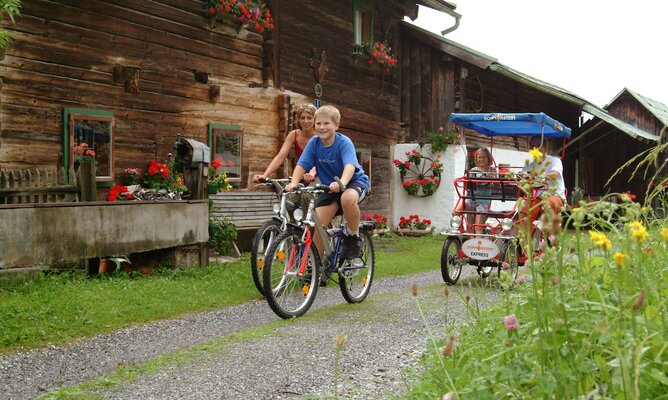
[396,228,432,237]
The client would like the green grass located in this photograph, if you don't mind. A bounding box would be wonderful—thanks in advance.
[0,234,443,353]
[403,211,668,399]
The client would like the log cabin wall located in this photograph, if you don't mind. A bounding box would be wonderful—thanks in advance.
[0,0,282,189]
[273,0,408,216]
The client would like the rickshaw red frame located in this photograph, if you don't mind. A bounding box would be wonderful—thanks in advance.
[441,113,571,285]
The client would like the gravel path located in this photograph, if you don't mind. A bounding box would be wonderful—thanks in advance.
[1,269,499,400]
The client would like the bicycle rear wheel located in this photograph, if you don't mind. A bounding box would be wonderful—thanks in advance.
[250,219,283,296]
[338,230,375,303]
[263,228,320,319]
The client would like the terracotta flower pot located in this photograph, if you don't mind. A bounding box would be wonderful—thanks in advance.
[98,258,116,274]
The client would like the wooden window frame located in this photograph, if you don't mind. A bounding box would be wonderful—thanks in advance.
[208,123,243,184]
[356,147,372,187]
[353,1,374,46]
[63,108,115,183]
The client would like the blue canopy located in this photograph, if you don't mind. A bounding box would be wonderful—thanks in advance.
[449,112,571,138]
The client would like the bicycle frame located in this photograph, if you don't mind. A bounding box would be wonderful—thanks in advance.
[294,189,346,273]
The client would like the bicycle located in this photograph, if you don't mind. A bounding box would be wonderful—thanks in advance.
[250,178,295,296]
[261,182,375,319]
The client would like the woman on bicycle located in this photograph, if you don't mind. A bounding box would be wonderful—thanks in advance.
[253,103,317,183]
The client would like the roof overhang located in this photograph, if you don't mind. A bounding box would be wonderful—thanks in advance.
[489,64,659,142]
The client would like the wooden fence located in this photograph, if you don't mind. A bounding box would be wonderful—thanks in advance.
[0,167,79,204]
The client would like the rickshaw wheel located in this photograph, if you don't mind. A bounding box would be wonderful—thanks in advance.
[441,237,463,285]
[499,240,520,282]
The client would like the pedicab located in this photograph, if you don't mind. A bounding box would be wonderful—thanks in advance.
[441,112,571,285]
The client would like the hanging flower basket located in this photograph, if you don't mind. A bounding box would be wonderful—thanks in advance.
[394,146,443,197]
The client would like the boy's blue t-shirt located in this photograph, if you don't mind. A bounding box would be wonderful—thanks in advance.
[297,132,370,190]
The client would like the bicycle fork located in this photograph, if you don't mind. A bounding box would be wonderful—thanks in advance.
[283,227,314,277]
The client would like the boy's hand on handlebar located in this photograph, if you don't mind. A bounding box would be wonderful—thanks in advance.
[285,182,299,192]
[303,173,315,183]
[328,181,340,193]
[252,174,266,183]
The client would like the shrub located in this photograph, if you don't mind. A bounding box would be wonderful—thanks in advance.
[208,216,237,256]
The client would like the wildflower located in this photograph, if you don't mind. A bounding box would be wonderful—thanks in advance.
[410,282,418,297]
[662,227,668,243]
[618,191,636,202]
[515,274,527,285]
[443,286,449,297]
[589,231,612,251]
[440,336,455,357]
[528,147,543,161]
[632,289,646,311]
[503,314,519,331]
[549,276,560,286]
[465,295,471,303]
[335,334,347,349]
[441,393,458,400]
[613,252,625,268]
[628,221,649,243]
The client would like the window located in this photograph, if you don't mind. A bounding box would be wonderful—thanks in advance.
[208,124,242,183]
[63,108,114,182]
[353,2,373,45]
[357,148,372,186]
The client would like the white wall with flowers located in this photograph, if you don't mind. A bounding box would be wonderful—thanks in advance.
[390,144,531,232]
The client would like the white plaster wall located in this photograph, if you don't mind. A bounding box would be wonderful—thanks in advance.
[390,144,467,232]
[390,144,532,232]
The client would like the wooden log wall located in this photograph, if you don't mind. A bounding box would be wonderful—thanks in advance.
[273,0,409,217]
[0,0,282,189]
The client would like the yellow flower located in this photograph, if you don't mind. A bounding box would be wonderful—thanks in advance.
[629,221,644,231]
[528,147,544,161]
[628,221,649,243]
[613,252,625,267]
[662,227,668,243]
[632,227,649,243]
[589,231,612,251]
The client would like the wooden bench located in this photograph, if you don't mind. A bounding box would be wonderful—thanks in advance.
[210,191,278,231]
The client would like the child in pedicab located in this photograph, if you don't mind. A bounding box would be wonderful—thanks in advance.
[453,147,498,234]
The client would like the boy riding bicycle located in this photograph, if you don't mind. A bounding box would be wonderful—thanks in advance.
[285,105,370,260]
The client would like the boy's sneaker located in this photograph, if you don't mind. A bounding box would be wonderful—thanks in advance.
[341,234,363,260]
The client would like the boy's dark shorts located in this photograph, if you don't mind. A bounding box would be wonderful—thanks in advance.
[315,181,368,210]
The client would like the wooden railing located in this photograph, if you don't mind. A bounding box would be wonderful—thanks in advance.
[0,167,79,204]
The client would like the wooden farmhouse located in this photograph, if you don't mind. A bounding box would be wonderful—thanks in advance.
[1,0,663,271]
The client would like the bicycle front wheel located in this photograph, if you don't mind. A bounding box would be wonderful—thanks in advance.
[338,230,375,303]
[263,228,320,319]
[250,219,283,296]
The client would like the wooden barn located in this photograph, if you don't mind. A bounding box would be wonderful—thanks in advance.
[564,88,667,202]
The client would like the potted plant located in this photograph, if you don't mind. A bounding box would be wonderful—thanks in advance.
[208,159,232,194]
[142,153,187,198]
[73,142,97,201]
[396,214,433,236]
[362,213,389,236]
[206,0,274,32]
